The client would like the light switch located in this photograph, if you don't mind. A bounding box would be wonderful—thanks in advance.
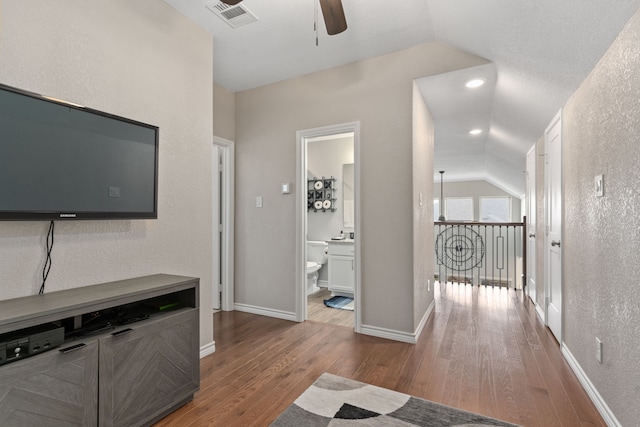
[256,196,263,208]
[281,183,291,194]
[595,174,604,197]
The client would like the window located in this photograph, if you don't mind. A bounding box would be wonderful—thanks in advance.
[480,197,511,222]
[434,199,440,220]
[446,197,473,221]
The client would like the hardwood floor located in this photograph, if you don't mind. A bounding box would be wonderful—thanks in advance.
[306,287,354,328]
[154,283,605,426]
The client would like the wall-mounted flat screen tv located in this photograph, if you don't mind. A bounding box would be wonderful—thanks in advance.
[0,83,158,220]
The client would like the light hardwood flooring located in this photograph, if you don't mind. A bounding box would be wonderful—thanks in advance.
[154,283,605,426]
[306,287,354,328]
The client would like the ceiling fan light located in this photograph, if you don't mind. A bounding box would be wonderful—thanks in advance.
[469,129,483,135]
[465,78,485,88]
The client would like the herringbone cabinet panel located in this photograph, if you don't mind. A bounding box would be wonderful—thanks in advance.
[99,308,199,427]
[0,340,99,427]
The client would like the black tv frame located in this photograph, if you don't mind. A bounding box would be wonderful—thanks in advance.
[0,83,159,221]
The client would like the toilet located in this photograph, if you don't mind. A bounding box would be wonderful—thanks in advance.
[306,240,328,294]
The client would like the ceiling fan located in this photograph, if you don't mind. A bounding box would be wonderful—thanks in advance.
[219,0,347,35]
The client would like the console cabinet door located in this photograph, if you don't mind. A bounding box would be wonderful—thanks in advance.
[0,340,99,427]
[98,308,199,427]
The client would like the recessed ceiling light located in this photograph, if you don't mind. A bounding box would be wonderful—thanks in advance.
[469,129,483,135]
[465,78,485,88]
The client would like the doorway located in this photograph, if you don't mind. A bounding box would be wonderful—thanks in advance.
[296,122,361,331]
[212,136,235,312]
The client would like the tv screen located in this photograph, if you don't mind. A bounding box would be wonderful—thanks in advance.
[0,83,158,220]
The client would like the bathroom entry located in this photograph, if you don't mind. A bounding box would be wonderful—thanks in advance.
[296,122,360,330]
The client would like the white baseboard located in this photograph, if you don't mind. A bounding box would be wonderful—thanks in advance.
[535,303,546,323]
[561,343,621,427]
[200,341,216,359]
[414,299,435,341]
[359,324,416,343]
[359,299,435,344]
[360,298,435,344]
[234,303,297,322]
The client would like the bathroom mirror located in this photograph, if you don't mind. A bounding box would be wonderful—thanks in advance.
[343,163,354,228]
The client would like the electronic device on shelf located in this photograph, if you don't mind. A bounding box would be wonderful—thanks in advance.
[0,323,64,366]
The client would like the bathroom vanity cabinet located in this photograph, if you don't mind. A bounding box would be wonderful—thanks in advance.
[327,240,355,296]
[0,274,199,427]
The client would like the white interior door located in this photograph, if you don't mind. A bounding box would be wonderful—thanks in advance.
[525,145,537,304]
[212,144,222,310]
[212,137,236,312]
[545,110,562,342]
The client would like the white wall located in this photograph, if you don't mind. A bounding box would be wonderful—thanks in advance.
[234,41,489,335]
[0,0,215,348]
[434,180,523,222]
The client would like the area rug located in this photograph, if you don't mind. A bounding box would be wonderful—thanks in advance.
[323,296,354,311]
[270,373,520,426]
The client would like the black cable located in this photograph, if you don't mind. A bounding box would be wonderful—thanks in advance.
[39,220,55,294]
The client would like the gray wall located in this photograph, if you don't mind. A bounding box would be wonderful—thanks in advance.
[562,8,640,425]
[213,81,235,141]
[412,83,435,329]
[0,1,215,348]
[234,42,489,334]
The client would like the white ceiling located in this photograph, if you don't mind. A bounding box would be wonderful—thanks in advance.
[163,0,640,196]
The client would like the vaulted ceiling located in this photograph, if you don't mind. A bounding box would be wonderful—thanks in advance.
[163,0,640,196]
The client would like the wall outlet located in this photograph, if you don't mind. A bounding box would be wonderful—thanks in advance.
[256,196,263,208]
[596,337,603,364]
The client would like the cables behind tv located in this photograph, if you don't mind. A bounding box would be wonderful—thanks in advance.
[39,220,55,294]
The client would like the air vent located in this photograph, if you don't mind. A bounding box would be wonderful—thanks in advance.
[206,2,258,29]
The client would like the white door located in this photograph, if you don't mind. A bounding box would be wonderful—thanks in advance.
[545,110,562,342]
[525,145,536,304]
[212,144,222,310]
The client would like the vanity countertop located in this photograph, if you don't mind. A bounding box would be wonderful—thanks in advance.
[327,239,354,244]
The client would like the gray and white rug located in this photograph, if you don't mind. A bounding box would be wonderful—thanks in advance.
[271,373,520,426]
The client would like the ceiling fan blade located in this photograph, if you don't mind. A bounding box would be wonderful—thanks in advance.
[319,0,347,35]
[219,0,243,5]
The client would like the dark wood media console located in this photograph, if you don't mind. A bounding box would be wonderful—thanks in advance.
[0,274,200,427]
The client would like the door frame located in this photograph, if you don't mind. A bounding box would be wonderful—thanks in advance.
[525,144,537,304]
[213,136,235,312]
[295,121,361,332]
[544,109,562,342]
